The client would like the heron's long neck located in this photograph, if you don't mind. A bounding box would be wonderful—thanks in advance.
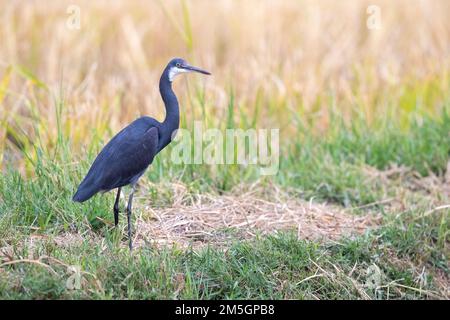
[159,72,180,147]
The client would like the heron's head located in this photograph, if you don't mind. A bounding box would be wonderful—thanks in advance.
[166,58,211,82]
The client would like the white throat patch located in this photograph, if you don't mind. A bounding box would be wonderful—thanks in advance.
[168,66,189,82]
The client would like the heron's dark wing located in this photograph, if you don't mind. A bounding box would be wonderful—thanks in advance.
[73,121,159,202]
[100,126,160,190]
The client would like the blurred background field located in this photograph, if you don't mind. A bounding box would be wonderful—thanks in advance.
[0,0,448,299]
[1,0,449,171]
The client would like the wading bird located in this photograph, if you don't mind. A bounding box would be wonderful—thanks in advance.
[73,58,211,250]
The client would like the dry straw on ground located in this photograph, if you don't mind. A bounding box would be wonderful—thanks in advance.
[122,182,380,248]
[134,190,379,248]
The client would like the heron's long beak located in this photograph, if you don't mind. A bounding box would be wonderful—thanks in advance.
[182,64,211,75]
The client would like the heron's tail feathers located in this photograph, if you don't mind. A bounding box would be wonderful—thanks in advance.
[72,183,99,202]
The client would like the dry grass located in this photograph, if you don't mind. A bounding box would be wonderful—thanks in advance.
[363,161,450,205]
[1,0,450,171]
[133,189,379,248]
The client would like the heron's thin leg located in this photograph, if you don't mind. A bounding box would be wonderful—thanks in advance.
[126,186,136,251]
[113,187,122,226]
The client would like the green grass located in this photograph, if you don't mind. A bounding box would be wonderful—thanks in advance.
[0,217,447,299]
[279,110,450,206]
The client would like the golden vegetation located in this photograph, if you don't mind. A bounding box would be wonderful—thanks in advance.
[0,0,449,169]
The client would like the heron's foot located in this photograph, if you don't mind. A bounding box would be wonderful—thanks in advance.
[129,238,133,251]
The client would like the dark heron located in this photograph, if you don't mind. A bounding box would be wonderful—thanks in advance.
[72,58,211,250]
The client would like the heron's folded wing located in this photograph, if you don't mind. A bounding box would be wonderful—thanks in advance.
[99,126,160,189]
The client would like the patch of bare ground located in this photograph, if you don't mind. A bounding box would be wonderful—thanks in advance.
[131,183,380,249]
